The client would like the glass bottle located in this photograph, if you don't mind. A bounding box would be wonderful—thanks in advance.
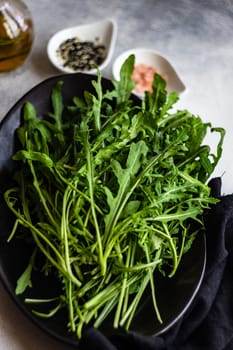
[0,0,34,72]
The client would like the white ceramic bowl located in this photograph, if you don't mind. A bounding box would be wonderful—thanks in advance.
[112,48,186,98]
[47,18,117,74]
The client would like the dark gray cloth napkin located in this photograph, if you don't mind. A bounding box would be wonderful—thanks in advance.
[80,178,233,350]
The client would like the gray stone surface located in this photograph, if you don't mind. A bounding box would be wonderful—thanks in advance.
[0,0,233,348]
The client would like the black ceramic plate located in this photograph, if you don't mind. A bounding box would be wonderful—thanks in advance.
[0,73,206,347]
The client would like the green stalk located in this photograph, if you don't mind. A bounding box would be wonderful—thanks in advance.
[55,168,104,215]
[61,187,80,285]
[94,294,119,328]
[113,242,132,328]
[122,240,136,316]
[144,244,163,324]
[104,135,185,252]
[28,161,58,229]
[84,281,121,311]
[119,271,150,329]
[4,189,82,287]
[144,224,178,277]
[84,132,105,276]
[68,280,75,332]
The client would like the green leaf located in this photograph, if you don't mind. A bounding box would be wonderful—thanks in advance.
[121,200,141,218]
[143,74,167,115]
[112,54,136,105]
[104,140,148,234]
[51,80,64,122]
[47,81,64,141]
[90,71,103,131]
[15,250,36,295]
[13,150,54,168]
[15,264,33,295]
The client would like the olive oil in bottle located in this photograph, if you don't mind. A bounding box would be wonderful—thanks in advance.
[0,0,33,72]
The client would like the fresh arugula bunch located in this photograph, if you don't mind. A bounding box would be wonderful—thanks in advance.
[4,55,225,338]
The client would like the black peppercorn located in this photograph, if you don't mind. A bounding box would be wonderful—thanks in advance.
[56,36,107,71]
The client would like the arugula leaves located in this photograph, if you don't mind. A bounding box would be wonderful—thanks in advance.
[4,55,225,338]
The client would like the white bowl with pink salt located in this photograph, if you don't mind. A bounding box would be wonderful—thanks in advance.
[112,48,186,98]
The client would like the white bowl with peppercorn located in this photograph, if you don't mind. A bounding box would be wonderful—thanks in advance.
[47,18,117,74]
[112,48,186,98]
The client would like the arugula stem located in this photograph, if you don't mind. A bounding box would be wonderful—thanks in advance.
[5,189,82,287]
[67,280,75,332]
[144,243,163,324]
[84,131,105,276]
[29,161,58,229]
[113,242,131,328]
[104,136,183,258]
[55,167,103,215]
[119,271,150,329]
[61,187,77,284]
[94,294,118,328]
[122,240,136,316]
[143,224,178,277]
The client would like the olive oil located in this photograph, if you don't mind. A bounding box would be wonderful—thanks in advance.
[0,0,33,72]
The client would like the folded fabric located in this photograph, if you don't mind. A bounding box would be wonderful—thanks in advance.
[80,178,233,350]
